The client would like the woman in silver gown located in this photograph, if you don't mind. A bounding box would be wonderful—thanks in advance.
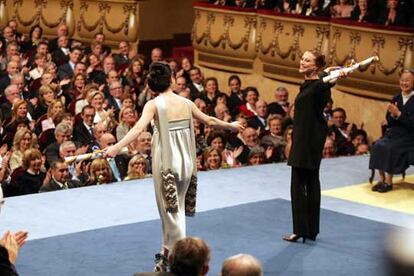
[106,62,243,271]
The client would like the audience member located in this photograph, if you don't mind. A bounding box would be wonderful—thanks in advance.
[10,148,47,196]
[39,159,82,192]
[124,154,150,180]
[221,253,263,276]
[87,157,114,185]
[169,237,210,276]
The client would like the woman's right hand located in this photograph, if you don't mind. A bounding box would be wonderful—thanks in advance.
[230,121,245,133]
[105,145,121,158]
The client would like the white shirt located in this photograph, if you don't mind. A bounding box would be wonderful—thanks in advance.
[402,90,414,105]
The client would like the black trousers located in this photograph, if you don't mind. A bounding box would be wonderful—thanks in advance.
[290,166,321,236]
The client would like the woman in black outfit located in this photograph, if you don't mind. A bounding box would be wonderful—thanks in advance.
[284,50,344,243]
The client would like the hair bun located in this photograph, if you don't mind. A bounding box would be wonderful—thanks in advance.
[147,62,172,92]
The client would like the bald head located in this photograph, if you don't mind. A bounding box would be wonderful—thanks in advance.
[99,133,116,149]
[221,254,263,276]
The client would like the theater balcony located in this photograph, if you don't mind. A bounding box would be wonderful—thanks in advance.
[192,2,414,139]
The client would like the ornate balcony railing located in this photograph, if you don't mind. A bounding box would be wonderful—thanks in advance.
[0,0,140,48]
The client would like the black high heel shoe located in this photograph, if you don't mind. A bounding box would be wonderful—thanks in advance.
[282,234,306,243]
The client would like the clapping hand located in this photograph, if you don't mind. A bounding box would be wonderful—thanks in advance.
[0,230,28,264]
[387,102,401,118]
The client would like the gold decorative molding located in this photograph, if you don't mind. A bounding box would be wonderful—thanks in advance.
[77,0,136,35]
[12,0,73,29]
[192,6,257,72]
[1,0,140,48]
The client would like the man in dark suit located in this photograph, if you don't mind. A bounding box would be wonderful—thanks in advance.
[98,133,129,180]
[52,35,70,66]
[48,23,70,53]
[73,105,96,146]
[268,86,290,117]
[84,32,111,56]
[227,75,244,118]
[106,80,123,118]
[187,67,204,101]
[44,122,74,167]
[57,47,82,81]
[0,84,20,122]
[113,41,131,70]
[248,99,268,136]
[39,159,82,192]
[0,61,19,94]
[89,55,115,85]
[329,107,357,156]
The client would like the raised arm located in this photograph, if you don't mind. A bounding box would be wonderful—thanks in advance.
[190,101,244,132]
[106,100,156,157]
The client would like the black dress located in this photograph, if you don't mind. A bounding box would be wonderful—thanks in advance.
[287,76,331,237]
[369,93,414,174]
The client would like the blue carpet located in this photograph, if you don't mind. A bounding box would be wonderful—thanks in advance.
[17,199,391,276]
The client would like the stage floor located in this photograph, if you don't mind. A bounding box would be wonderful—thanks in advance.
[2,156,413,275]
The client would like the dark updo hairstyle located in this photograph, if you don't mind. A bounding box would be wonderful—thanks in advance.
[308,49,326,69]
[147,62,172,93]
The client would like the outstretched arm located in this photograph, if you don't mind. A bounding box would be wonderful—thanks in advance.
[106,101,156,157]
[190,101,244,132]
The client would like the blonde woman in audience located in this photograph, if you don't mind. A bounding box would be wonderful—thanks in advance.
[116,106,138,141]
[87,90,115,127]
[75,83,99,115]
[124,154,150,180]
[87,158,114,185]
[9,128,34,171]
[34,84,57,119]
[38,99,64,133]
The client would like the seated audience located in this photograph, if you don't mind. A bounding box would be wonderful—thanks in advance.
[322,137,337,158]
[124,154,150,180]
[203,147,223,170]
[116,106,138,141]
[370,70,414,193]
[239,87,259,118]
[168,237,210,276]
[10,148,46,196]
[329,107,357,156]
[221,253,263,276]
[268,86,289,117]
[247,146,267,166]
[331,0,354,18]
[227,75,244,118]
[9,128,34,171]
[248,99,268,136]
[350,0,378,23]
[87,158,115,185]
[377,0,412,27]
[39,159,82,192]
[98,133,129,181]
